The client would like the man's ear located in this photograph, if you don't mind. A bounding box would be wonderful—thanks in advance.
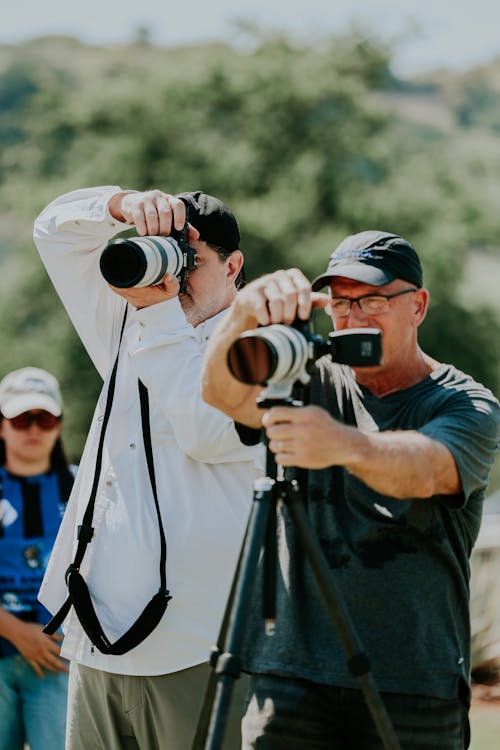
[226,250,244,286]
[414,288,430,327]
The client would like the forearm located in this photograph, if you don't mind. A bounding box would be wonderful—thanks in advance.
[202,301,263,428]
[264,405,462,499]
[34,186,128,252]
[0,606,21,643]
[33,186,130,375]
[335,426,461,499]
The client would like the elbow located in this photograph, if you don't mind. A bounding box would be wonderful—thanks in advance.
[392,473,438,500]
[201,375,221,410]
[412,476,437,499]
[201,369,236,416]
[392,472,456,501]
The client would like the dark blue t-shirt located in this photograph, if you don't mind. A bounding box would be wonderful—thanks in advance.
[239,362,500,702]
[0,467,73,657]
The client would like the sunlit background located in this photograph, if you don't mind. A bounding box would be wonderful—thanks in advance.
[3,0,500,75]
[1,4,500,747]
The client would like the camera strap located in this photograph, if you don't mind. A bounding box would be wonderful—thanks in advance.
[43,307,172,654]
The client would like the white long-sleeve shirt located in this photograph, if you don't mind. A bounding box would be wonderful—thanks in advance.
[34,186,263,675]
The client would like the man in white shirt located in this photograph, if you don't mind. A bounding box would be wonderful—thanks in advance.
[34,187,262,750]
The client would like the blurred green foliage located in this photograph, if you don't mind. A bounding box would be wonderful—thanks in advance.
[0,31,499,482]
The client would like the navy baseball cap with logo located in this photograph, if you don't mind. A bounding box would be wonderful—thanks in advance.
[311,230,423,290]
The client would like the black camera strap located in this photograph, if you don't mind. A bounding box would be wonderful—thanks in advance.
[44,308,172,654]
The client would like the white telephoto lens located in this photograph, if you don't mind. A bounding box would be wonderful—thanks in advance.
[257,325,310,383]
[132,237,184,287]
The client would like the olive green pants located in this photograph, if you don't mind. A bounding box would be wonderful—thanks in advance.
[66,661,248,750]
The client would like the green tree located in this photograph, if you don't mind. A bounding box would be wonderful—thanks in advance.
[0,31,499,470]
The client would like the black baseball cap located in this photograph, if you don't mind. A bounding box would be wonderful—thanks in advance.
[176,191,240,253]
[311,230,423,290]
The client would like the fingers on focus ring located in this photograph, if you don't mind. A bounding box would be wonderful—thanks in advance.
[287,268,312,319]
[155,194,174,236]
[272,271,302,324]
[264,269,311,324]
[263,279,288,324]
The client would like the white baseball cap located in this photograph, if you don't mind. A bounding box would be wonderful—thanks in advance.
[0,367,63,419]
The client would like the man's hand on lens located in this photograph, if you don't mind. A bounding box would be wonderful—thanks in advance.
[233,268,329,328]
[109,272,181,308]
[110,190,186,236]
[106,188,202,307]
[109,189,200,244]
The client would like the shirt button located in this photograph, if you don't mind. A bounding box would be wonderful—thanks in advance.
[130,443,136,450]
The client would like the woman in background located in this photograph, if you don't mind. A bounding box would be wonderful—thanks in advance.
[0,367,75,750]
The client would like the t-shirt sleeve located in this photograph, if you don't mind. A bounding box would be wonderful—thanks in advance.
[419,388,500,506]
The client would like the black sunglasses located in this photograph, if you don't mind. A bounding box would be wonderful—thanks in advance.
[8,411,61,431]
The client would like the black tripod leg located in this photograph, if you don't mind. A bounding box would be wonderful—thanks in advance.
[191,555,244,750]
[191,649,223,750]
[284,481,402,750]
[262,492,277,633]
[262,436,278,632]
[191,476,276,750]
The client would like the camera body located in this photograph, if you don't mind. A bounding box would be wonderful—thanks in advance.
[227,318,382,401]
[99,225,197,291]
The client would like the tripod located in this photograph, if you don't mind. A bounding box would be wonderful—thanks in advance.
[192,394,402,750]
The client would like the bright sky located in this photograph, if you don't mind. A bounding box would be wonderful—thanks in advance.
[3,1,500,76]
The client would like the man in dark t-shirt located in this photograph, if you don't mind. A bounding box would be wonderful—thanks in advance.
[201,231,500,750]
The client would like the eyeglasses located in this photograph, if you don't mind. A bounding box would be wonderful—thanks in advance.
[7,411,61,431]
[329,287,419,317]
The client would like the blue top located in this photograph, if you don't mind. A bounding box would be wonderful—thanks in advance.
[0,466,73,657]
